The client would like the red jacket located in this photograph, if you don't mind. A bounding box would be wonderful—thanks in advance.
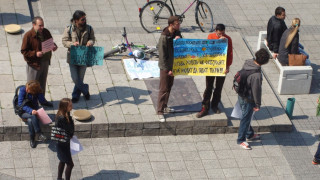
[208,33,233,67]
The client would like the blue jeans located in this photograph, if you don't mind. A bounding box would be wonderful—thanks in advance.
[69,64,88,99]
[314,142,320,161]
[21,113,41,139]
[237,96,255,144]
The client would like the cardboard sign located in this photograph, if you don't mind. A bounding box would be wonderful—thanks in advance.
[173,38,228,76]
[70,46,104,66]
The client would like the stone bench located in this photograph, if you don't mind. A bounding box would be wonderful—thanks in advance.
[257,31,313,95]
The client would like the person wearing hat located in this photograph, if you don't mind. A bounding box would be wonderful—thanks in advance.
[21,16,58,98]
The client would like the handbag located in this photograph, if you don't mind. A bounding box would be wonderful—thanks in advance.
[288,54,307,66]
[51,127,69,143]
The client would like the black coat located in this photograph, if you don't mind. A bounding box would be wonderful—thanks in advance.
[278,27,299,65]
[267,16,287,53]
[55,113,74,139]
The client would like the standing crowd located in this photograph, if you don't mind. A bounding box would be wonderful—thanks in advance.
[15,6,318,180]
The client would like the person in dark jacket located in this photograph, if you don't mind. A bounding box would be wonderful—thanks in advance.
[55,98,74,180]
[237,48,269,150]
[267,7,287,59]
[156,16,182,122]
[278,18,302,66]
[18,80,52,148]
[21,16,58,95]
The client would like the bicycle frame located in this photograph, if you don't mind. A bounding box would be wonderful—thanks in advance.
[163,0,199,18]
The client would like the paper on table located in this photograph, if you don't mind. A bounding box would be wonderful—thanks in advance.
[231,100,255,120]
[70,136,83,155]
[37,108,52,124]
[41,38,55,53]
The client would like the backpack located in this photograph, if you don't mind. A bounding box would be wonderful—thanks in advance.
[13,85,31,116]
[67,24,92,40]
[233,69,260,97]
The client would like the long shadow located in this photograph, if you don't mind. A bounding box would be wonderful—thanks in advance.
[224,105,286,120]
[83,170,139,180]
[309,63,320,94]
[0,13,31,25]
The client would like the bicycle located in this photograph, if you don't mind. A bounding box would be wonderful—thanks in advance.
[104,27,158,60]
[139,0,214,33]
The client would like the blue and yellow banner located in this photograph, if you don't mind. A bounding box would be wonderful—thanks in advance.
[70,46,104,66]
[173,38,228,76]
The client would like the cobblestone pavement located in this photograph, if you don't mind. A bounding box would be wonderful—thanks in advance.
[1,0,320,179]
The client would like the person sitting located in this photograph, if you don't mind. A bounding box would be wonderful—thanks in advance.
[267,6,287,59]
[278,18,309,66]
[18,80,53,148]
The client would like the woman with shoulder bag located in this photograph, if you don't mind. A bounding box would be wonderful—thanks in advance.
[55,98,74,180]
[19,80,52,148]
[278,18,310,66]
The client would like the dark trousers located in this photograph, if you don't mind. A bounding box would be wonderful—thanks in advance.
[202,76,226,109]
[157,70,174,113]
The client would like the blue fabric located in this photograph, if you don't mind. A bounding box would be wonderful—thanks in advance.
[237,95,255,144]
[18,86,47,114]
[69,64,88,99]
[21,113,41,138]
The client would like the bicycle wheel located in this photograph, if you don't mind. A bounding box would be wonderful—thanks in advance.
[139,1,173,33]
[104,47,121,58]
[195,1,213,32]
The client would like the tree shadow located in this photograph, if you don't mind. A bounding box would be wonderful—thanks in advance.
[83,170,139,180]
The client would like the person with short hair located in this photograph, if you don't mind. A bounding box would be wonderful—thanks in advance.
[55,98,74,180]
[156,16,182,122]
[21,16,58,96]
[197,24,233,118]
[62,10,95,103]
[267,6,287,59]
[237,48,269,150]
[18,80,51,148]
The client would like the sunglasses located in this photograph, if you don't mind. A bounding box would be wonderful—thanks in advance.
[80,18,86,22]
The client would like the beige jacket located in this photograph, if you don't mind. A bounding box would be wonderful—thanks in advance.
[62,24,95,63]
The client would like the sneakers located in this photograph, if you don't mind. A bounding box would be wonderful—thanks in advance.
[164,107,175,113]
[158,114,165,122]
[247,134,261,141]
[196,106,208,118]
[239,142,252,150]
[212,106,221,114]
[38,134,47,142]
[312,158,320,165]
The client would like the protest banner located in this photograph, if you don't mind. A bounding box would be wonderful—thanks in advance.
[70,46,104,66]
[173,38,228,76]
[123,58,160,80]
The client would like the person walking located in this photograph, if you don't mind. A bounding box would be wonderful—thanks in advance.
[21,16,58,96]
[267,7,287,59]
[18,80,52,148]
[55,98,75,180]
[236,48,269,150]
[156,16,182,122]
[196,24,233,118]
[62,10,95,103]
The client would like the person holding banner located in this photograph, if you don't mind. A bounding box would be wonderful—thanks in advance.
[21,16,58,96]
[55,98,75,180]
[18,80,51,148]
[197,24,233,118]
[62,10,95,103]
[156,16,182,122]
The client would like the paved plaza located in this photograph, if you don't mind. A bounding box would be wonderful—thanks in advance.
[0,0,320,179]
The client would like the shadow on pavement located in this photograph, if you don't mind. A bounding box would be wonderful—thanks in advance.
[0,13,31,25]
[83,170,139,180]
